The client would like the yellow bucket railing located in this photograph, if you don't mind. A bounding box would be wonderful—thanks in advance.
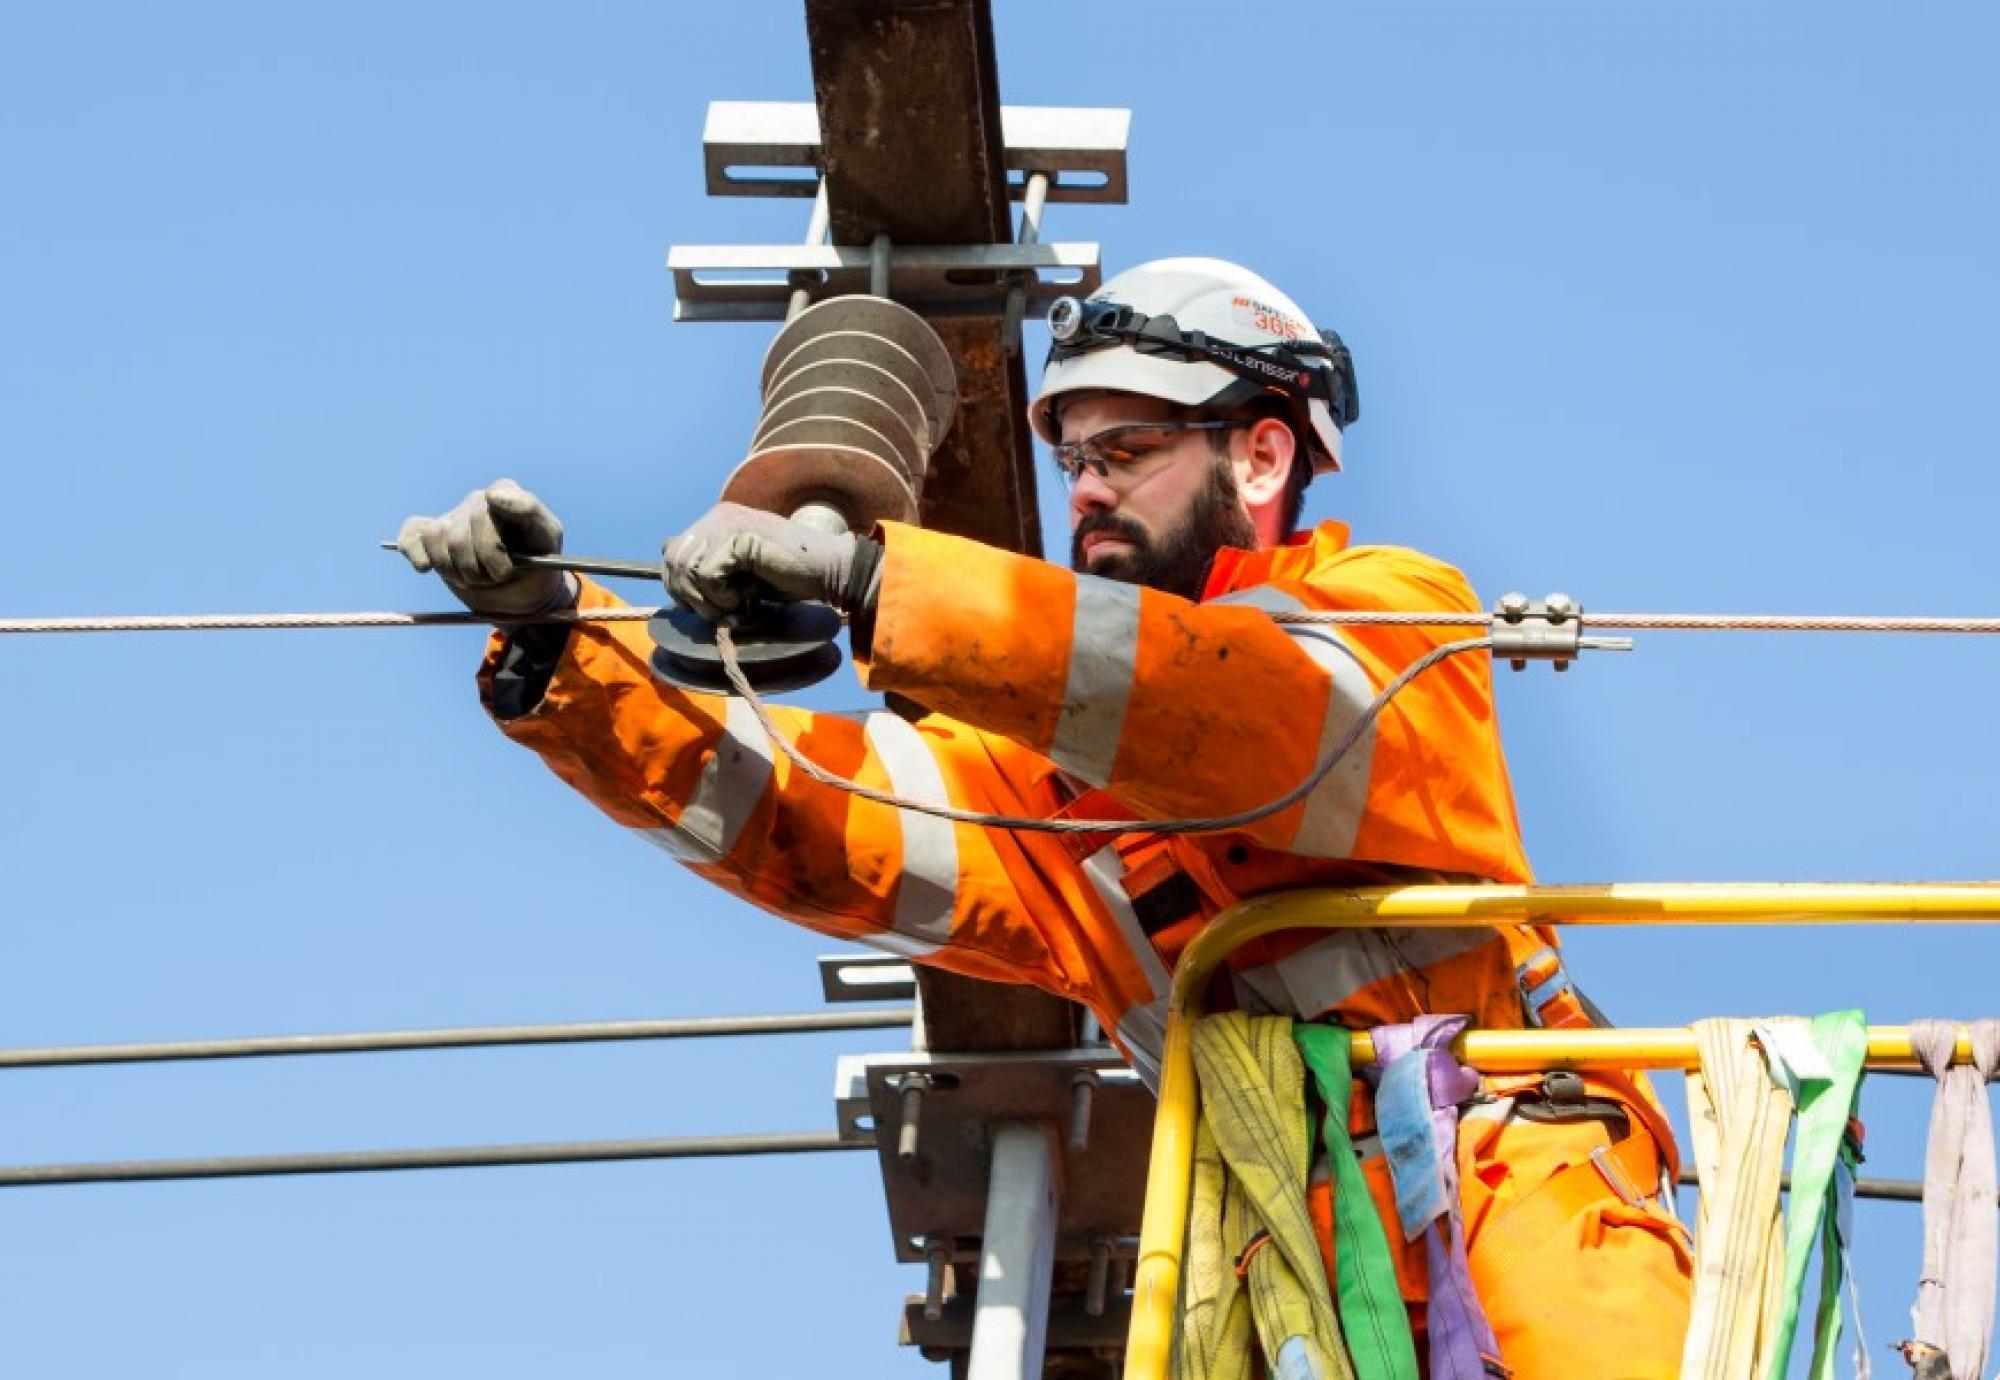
[1124,882,2000,1380]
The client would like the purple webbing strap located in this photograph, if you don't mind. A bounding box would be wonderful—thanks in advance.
[1366,1014,1504,1380]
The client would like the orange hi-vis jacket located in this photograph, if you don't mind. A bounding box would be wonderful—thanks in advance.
[482,517,1699,1375]
[480,518,1553,1085]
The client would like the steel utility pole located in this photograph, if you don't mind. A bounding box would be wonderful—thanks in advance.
[669,3,1138,1371]
[802,0,1071,1051]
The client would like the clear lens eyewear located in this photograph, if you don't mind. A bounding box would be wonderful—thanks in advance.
[1050,420,1244,486]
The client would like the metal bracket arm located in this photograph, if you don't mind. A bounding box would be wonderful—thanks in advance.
[703,101,1131,204]
[669,241,1101,322]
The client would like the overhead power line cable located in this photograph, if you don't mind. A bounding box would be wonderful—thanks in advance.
[0,608,657,634]
[8,590,1998,835]
[0,1137,1968,1202]
[0,1009,915,1069]
[0,1132,860,1188]
[8,608,2000,636]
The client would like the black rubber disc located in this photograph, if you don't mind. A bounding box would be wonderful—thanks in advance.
[648,601,844,696]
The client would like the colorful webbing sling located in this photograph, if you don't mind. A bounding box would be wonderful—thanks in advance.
[1179,1012,1355,1380]
[1294,1024,1422,1380]
[1361,1014,1505,1380]
[1681,1017,1796,1379]
[1759,1010,1870,1380]
[1900,1018,2000,1380]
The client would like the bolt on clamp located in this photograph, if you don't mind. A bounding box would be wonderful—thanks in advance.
[1490,592,1636,672]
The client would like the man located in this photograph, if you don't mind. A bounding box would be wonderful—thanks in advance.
[400,258,1692,1375]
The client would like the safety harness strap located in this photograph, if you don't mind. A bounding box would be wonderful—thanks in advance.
[1294,1024,1421,1380]
[1049,786,1141,864]
[1049,787,1206,937]
[1512,946,1591,1031]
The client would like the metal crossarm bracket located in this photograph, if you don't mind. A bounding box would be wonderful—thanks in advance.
[832,1049,1147,1258]
[673,98,1124,322]
[669,241,1099,322]
[703,101,1130,203]
[818,953,918,1004]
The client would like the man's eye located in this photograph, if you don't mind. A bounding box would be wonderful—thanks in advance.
[1120,428,1174,453]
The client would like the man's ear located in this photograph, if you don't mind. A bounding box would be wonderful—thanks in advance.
[1234,416,1297,509]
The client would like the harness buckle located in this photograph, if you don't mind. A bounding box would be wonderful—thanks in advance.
[1512,1070,1633,1141]
[1542,1070,1587,1107]
[1514,946,1583,1028]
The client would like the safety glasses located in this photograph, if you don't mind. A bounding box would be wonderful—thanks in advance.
[1050,420,1244,486]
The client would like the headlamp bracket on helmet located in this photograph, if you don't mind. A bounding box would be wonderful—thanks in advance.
[1046,294,1359,429]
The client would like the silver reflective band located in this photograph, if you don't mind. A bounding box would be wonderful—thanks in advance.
[1234,926,1504,1022]
[1214,586,1376,858]
[1080,846,1174,1003]
[1050,577,1141,786]
[641,695,775,864]
[1116,997,1169,1092]
[863,711,959,955]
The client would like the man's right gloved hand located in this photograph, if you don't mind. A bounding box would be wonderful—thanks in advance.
[397,479,578,617]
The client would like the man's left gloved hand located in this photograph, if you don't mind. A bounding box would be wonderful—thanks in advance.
[662,502,879,622]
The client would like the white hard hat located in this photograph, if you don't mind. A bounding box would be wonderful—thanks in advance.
[1028,257,1357,473]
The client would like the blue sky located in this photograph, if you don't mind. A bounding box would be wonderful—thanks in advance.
[3,2,1997,1374]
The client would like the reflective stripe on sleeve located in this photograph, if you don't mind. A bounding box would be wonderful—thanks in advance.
[1080,846,1176,1001]
[1049,577,1142,786]
[1213,585,1376,859]
[637,823,710,864]
[1079,843,1173,1091]
[1116,995,1170,1092]
[849,928,947,961]
[637,695,775,864]
[861,711,960,957]
[1231,926,1503,1020]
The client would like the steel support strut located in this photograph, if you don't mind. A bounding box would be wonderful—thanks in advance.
[967,1123,1060,1380]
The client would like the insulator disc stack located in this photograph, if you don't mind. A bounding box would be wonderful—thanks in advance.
[722,295,959,531]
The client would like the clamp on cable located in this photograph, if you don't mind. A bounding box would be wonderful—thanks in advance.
[1490,592,1635,673]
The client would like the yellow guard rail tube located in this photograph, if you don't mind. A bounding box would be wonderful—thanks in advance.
[1123,881,2000,1380]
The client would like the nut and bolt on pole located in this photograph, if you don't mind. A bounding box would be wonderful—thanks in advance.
[1066,1071,1099,1154]
[923,1235,954,1322]
[897,1074,932,1163]
[1084,1235,1115,1317]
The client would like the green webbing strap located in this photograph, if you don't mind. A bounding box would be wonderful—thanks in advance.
[1806,1135,1866,1379]
[1295,1025,1421,1380]
[1760,1009,1868,1380]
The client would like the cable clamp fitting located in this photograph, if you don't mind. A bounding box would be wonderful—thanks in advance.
[1490,592,1635,673]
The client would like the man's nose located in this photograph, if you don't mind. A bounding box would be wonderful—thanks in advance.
[1068,465,1118,516]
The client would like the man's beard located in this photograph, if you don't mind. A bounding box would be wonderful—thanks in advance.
[1069,457,1257,600]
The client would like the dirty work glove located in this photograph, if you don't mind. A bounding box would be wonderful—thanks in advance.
[397,479,578,618]
[662,501,880,623]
